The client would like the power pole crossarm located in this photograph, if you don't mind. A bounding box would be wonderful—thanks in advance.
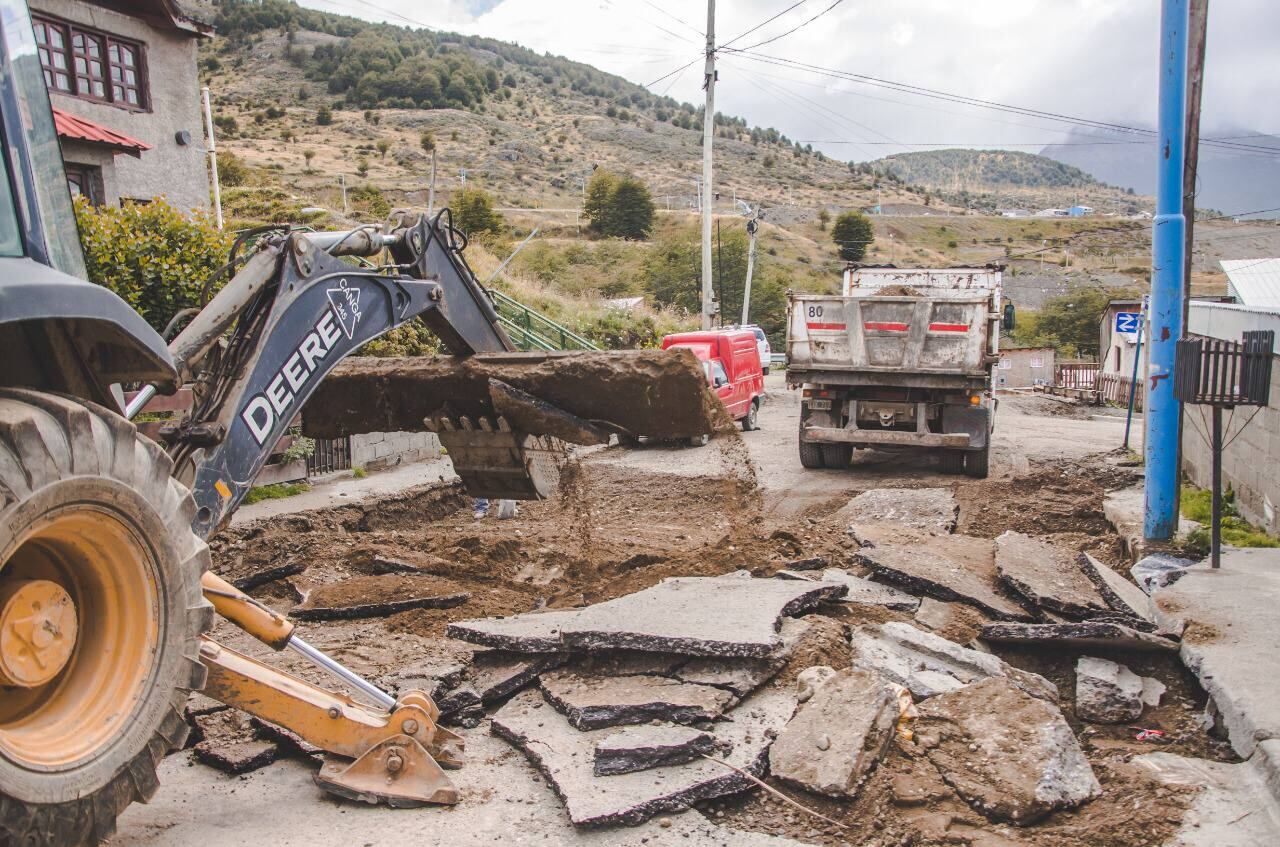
[700,0,716,330]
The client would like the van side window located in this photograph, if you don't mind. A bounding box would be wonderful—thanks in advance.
[711,360,728,385]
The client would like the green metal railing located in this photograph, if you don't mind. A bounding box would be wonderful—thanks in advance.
[488,289,600,352]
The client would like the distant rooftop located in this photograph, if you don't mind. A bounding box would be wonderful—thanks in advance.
[1221,258,1280,308]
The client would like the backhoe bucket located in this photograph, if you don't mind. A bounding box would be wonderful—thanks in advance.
[424,413,564,500]
[304,349,728,500]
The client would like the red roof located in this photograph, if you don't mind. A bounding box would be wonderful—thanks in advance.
[52,107,152,158]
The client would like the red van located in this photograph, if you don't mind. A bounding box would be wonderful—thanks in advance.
[662,329,765,442]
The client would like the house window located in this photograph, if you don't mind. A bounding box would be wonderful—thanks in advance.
[33,19,72,92]
[33,16,146,109]
[64,163,103,206]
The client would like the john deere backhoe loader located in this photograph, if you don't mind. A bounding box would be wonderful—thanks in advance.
[0,3,713,843]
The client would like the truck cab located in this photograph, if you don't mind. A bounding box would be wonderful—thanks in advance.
[662,329,765,434]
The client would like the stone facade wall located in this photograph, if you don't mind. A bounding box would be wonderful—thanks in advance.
[1181,353,1280,535]
[33,0,209,211]
[350,431,442,471]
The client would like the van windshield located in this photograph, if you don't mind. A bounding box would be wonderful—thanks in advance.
[0,146,22,257]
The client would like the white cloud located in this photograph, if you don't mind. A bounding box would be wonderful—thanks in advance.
[302,0,1279,161]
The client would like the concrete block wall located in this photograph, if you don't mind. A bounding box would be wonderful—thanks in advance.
[1181,356,1280,535]
[350,431,442,471]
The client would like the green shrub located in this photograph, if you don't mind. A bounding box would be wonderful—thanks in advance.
[316,105,333,125]
[243,481,310,504]
[216,150,251,187]
[452,188,504,237]
[1181,485,1278,549]
[221,186,329,229]
[349,184,390,220]
[74,196,232,333]
[582,169,655,240]
[831,211,874,262]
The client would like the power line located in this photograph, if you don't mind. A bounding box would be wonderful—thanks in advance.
[730,0,847,52]
[640,0,703,37]
[725,51,1280,157]
[719,0,810,50]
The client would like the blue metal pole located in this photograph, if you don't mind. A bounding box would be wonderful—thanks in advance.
[1144,0,1189,541]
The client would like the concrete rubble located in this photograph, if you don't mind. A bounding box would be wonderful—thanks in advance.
[448,574,844,658]
[850,622,1057,701]
[593,726,726,776]
[768,667,899,797]
[1074,656,1163,723]
[994,531,1108,619]
[190,710,281,775]
[1135,752,1280,847]
[915,677,1101,825]
[856,532,1033,621]
[491,687,797,827]
[980,621,1180,651]
[837,487,959,533]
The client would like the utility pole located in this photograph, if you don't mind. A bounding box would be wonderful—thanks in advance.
[1182,0,1208,323]
[426,148,436,217]
[339,173,348,216]
[741,214,760,325]
[201,86,223,230]
[1144,0,1190,541]
[700,0,716,330]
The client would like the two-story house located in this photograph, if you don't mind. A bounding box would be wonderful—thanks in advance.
[31,0,212,211]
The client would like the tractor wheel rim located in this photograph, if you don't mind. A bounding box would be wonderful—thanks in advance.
[0,506,160,771]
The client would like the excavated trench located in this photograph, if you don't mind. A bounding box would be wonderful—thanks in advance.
[204,441,1229,847]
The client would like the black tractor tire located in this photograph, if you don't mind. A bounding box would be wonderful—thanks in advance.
[798,438,825,469]
[964,447,991,479]
[938,449,966,475]
[0,389,213,847]
[742,399,761,432]
[820,444,853,469]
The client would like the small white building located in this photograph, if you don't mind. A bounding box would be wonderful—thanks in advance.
[1098,298,1144,379]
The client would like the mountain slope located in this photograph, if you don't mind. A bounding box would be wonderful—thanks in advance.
[1042,128,1280,218]
[867,149,1148,213]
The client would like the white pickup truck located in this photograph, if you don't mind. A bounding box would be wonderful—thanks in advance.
[785,265,1008,478]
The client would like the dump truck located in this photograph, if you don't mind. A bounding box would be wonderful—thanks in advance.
[0,4,715,841]
[786,264,1008,478]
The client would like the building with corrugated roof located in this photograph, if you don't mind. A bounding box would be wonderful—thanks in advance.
[1221,258,1280,308]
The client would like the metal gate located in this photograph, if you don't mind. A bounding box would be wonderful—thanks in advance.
[306,436,352,475]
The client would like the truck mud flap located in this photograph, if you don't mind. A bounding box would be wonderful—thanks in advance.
[424,414,565,500]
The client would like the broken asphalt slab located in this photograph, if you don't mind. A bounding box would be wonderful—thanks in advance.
[290,574,470,621]
[856,532,1033,622]
[994,531,1108,620]
[815,569,921,612]
[190,710,281,775]
[768,667,898,798]
[1078,552,1155,624]
[594,726,726,776]
[491,687,797,827]
[979,621,1179,652]
[539,668,737,730]
[915,677,1100,825]
[837,488,958,533]
[1135,752,1280,847]
[448,575,844,658]
[850,621,1057,702]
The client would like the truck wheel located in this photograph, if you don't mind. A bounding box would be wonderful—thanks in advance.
[820,444,852,468]
[762,366,771,376]
[798,439,825,469]
[938,449,966,475]
[964,448,990,479]
[0,390,213,847]
[742,399,760,432]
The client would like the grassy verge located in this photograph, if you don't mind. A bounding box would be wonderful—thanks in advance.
[243,481,311,505]
[1181,485,1278,554]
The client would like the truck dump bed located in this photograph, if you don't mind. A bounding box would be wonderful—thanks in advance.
[786,266,1001,388]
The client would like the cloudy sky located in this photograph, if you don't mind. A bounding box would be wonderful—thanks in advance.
[302,0,1277,162]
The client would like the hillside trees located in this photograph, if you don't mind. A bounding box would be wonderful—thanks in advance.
[582,170,655,240]
[1010,287,1137,357]
[831,211,874,262]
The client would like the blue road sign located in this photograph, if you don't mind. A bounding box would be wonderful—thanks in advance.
[1115,312,1141,334]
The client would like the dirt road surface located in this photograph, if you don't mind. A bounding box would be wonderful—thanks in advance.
[112,377,1217,847]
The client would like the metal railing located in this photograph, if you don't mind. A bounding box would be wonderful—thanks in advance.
[488,289,599,352]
